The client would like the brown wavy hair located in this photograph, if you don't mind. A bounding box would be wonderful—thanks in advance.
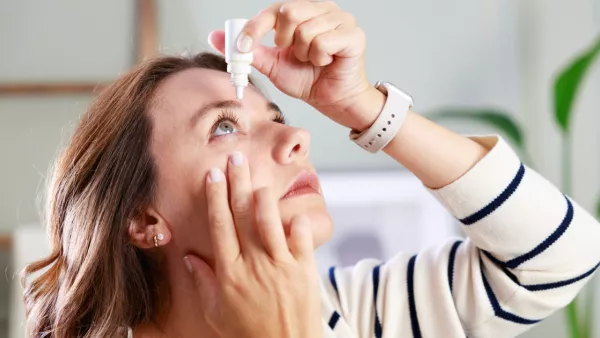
[21,52,256,338]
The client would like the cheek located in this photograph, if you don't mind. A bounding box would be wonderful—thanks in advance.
[152,146,236,256]
[154,167,215,257]
[246,153,276,189]
[152,150,210,232]
[152,136,225,216]
[154,174,202,228]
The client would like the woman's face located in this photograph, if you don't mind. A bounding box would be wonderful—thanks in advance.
[147,67,333,261]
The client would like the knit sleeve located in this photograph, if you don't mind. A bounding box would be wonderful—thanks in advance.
[321,136,600,338]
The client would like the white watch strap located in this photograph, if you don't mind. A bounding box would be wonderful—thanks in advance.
[350,82,413,153]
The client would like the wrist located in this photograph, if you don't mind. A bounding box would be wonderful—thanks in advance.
[342,86,386,132]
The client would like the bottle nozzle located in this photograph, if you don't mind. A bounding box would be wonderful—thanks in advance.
[235,86,244,100]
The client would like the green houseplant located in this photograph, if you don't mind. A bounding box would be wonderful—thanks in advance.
[429,35,600,338]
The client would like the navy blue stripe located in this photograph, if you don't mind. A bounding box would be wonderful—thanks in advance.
[407,255,422,338]
[328,266,339,299]
[523,262,600,292]
[483,250,599,293]
[481,249,505,266]
[372,265,383,338]
[505,195,574,269]
[460,163,525,225]
[328,311,341,329]
[482,250,520,285]
[479,256,541,325]
[448,241,462,294]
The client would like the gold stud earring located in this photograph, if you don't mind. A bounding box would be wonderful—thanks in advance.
[153,233,164,247]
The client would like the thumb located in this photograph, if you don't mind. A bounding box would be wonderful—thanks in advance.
[251,45,280,79]
[184,255,219,312]
[208,29,279,79]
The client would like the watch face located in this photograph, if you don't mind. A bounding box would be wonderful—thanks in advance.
[380,81,413,106]
[376,82,390,95]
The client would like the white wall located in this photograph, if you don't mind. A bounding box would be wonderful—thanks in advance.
[2,0,600,337]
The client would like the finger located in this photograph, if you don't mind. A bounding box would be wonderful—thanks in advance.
[227,152,260,252]
[254,187,291,260]
[288,214,314,260]
[274,1,337,49]
[184,255,219,313]
[293,11,356,62]
[208,29,225,54]
[205,167,240,266]
[240,1,338,52]
[208,27,280,80]
[207,14,277,55]
[236,3,280,53]
[251,45,281,80]
[308,27,366,67]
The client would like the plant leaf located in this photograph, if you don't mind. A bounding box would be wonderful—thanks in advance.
[553,36,600,134]
[428,108,524,149]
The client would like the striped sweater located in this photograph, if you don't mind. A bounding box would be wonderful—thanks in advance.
[318,136,600,338]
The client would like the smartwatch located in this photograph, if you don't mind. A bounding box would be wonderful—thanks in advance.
[349,81,413,153]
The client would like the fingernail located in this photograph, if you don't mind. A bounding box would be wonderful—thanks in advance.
[230,152,244,166]
[183,256,193,273]
[237,33,252,53]
[208,168,224,183]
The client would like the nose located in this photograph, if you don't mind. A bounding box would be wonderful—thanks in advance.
[273,126,311,164]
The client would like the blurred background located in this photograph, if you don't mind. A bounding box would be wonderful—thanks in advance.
[1,0,599,337]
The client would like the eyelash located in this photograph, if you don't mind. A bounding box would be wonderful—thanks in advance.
[210,109,239,136]
[208,108,288,138]
[273,113,287,125]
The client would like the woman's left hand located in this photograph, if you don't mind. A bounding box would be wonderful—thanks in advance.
[208,1,376,131]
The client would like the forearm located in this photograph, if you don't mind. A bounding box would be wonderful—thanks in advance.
[384,111,487,188]
[351,88,487,189]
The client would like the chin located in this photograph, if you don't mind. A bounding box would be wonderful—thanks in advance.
[280,195,333,249]
[307,211,334,248]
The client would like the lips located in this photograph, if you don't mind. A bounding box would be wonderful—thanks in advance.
[282,172,321,199]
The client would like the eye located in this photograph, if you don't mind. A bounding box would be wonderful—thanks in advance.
[209,109,240,138]
[213,119,238,136]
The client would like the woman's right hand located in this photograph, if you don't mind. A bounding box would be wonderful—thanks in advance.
[183,152,323,338]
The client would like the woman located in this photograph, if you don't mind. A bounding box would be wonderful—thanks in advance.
[22,1,600,337]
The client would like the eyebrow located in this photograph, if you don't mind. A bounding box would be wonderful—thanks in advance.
[190,99,283,127]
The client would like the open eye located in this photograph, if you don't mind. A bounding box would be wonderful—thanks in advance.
[212,119,238,136]
[209,109,240,138]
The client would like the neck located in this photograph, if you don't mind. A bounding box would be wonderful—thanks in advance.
[134,256,219,338]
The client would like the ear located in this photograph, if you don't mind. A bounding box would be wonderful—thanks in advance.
[128,207,172,249]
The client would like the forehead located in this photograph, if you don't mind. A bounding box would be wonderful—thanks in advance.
[150,67,267,120]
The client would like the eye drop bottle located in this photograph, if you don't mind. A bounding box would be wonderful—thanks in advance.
[225,19,253,100]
